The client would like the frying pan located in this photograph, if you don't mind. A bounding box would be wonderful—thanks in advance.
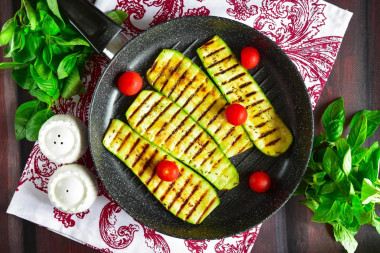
[58,0,313,240]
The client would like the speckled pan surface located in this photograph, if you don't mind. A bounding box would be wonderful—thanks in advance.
[89,16,313,240]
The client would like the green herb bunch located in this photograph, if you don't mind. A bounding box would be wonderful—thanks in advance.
[0,0,127,141]
[295,98,380,253]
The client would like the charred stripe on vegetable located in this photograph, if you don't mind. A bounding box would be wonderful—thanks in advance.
[158,58,184,93]
[204,47,225,58]
[176,182,201,216]
[138,149,159,177]
[166,68,189,97]
[207,55,232,69]
[185,189,209,221]
[168,176,192,210]
[221,72,245,85]
[128,91,154,119]
[247,99,264,109]
[214,63,239,77]
[196,197,218,224]
[135,96,165,127]
[259,128,277,139]
[125,138,141,160]
[198,100,217,122]
[116,132,132,152]
[132,144,150,167]
[192,140,210,160]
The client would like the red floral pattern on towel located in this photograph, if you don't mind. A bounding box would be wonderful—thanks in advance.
[11,0,350,252]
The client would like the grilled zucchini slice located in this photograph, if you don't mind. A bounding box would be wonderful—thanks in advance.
[126,90,239,190]
[103,119,219,224]
[197,35,293,157]
[146,49,253,158]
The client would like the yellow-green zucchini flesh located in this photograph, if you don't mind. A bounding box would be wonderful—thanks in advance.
[103,119,219,224]
[197,35,293,157]
[146,49,253,158]
[126,90,239,190]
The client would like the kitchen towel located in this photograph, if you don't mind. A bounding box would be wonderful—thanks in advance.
[7,0,352,252]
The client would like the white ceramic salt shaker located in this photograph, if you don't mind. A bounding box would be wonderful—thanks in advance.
[48,164,98,213]
[38,114,88,164]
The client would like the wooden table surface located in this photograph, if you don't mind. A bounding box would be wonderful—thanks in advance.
[1,0,379,252]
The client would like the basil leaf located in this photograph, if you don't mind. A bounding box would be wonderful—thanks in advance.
[332,221,358,253]
[42,45,53,65]
[26,108,53,141]
[50,43,70,55]
[57,53,78,79]
[342,148,352,176]
[343,203,354,224]
[61,67,85,98]
[300,199,319,212]
[29,88,54,104]
[358,162,375,185]
[30,65,58,96]
[313,172,326,186]
[322,98,345,141]
[351,110,380,138]
[335,138,349,158]
[372,213,380,234]
[54,37,90,47]
[12,68,37,90]
[36,0,49,12]
[312,198,341,223]
[15,100,45,140]
[5,28,26,57]
[348,114,367,148]
[361,178,380,204]
[0,18,15,46]
[0,61,29,69]
[41,12,60,35]
[364,141,379,163]
[23,0,37,30]
[13,32,42,63]
[34,57,52,80]
[352,195,372,225]
[352,147,368,165]
[46,0,63,22]
[322,148,339,177]
[107,10,128,25]
[313,135,325,148]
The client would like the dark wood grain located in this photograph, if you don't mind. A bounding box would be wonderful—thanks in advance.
[0,0,379,252]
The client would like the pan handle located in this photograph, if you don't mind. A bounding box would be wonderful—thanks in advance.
[57,0,127,59]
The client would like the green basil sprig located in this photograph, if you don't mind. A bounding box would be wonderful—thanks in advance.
[296,98,380,253]
[0,0,128,141]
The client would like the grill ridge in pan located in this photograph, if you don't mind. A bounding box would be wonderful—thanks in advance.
[89,16,313,240]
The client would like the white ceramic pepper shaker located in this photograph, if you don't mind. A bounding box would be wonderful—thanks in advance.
[38,114,88,164]
[48,164,98,213]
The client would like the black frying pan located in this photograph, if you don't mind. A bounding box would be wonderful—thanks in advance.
[58,0,313,240]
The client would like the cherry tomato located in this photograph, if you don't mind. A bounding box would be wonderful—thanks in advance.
[241,46,260,69]
[156,160,179,181]
[118,71,143,96]
[249,171,271,193]
[225,104,248,126]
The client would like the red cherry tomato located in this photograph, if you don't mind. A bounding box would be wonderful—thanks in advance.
[249,171,271,193]
[241,47,260,69]
[225,104,248,126]
[156,160,179,181]
[118,71,143,96]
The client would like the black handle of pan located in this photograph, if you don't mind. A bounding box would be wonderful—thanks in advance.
[57,0,123,54]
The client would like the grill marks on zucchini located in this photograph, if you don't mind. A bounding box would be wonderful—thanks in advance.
[197,35,293,157]
[103,119,219,224]
[146,49,253,158]
[126,90,239,191]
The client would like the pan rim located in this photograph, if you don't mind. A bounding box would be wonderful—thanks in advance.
[88,15,314,240]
